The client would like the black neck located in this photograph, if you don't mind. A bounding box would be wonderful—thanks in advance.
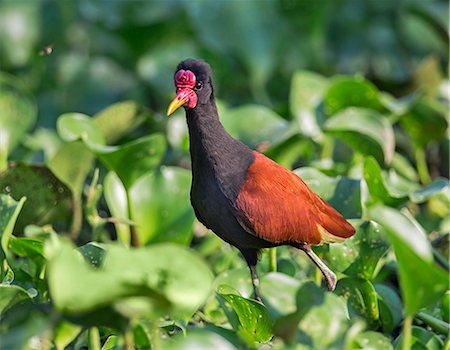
[186,97,255,200]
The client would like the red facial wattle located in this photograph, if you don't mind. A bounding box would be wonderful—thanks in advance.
[167,69,198,116]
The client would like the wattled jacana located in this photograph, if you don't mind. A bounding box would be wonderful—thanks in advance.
[167,59,355,301]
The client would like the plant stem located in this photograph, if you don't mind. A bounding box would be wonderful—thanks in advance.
[444,337,450,350]
[70,195,83,241]
[88,327,101,350]
[124,326,135,350]
[415,147,431,184]
[402,315,413,350]
[321,136,334,160]
[269,248,277,272]
[125,189,139,247]
[416,311,450,335]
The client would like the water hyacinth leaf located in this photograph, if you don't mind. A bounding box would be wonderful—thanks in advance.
[94,134,166,190]
[259,272,301,318]
[296,283,351,348]
[375,284,403,333]
[218,289,272,344]
[329,220,389,280]
[399,98,448,147]
[221,105,291,149]
[335,277,380,328]
[165,328,239,350]
[324,107,395,164]
[46,238,213,316]
[324,77,385,116]
[57,113,106,146]
[129,166,195,245]
[0,165,72,234]
[295,167,362,219]
[353,331,393,350]
[53,320,82,350]
[274,282,350,347]
[0,194,26,254]
[363,157,408,206]
[290,70,329,138]
[93,101,148,144]
[369,205,449,315]
[393,326,444,350]
[0,284,32,315]
[48,141,94,197]
[0,73,37,170]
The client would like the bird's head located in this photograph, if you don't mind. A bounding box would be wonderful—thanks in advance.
[167,59,214,116]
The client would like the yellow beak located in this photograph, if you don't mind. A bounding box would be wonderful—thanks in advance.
[167,96,187,116]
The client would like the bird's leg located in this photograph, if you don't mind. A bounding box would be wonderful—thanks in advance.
[297,244,337,292]
[240,248,263,302]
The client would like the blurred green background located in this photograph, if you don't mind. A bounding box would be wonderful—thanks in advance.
[1,0,448,127]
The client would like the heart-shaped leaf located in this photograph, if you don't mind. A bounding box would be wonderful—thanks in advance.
[329,220,389,279]
[93,101,148,144]
[0,73,37,170]
[94,134,166,190]
[218,288,272,344]
[369,205,449,315]
[221,105,291,149]
[324,107,395,164]
[0,284,33,315]
[57,113,106,146]
[324,77,385,116]
[335,277,380,328]
[0,164,72,234]
[46,238,213,317]
[394,326,444,350]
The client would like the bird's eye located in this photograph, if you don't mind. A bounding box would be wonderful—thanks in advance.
[195,81,203,90]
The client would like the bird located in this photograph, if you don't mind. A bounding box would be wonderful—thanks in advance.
[167,59,355,302]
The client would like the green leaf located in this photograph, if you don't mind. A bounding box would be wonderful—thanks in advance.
[57,113,106,146]
[46,238,213,317]
[295,167,362,219]
[363,157,408,206]
[78,242,105,268]
[0,73,37,170]
[0,194,26,255]
[369,205,449,315]
[221,105,290,149]
[165,328,239,350]
[213,268,253,299]
[329,220,389,279]
[47,141,94,196]
[0,284,32,315]
[324,107,395,164]
[375,284,403,333]
[335,277,380,328]
[324,77,385,116]
[53,320,82,350]
[274,282,351,347]
[394,326,444,350]
[94,134,166,189]
[290,70,329,138]
[218,289,272,344]
[260,272,301,318]
[93,101,148,144]
[0,164,72,234]
[399,98,448,147]
[353,331,393,350]
[105,166,195,246]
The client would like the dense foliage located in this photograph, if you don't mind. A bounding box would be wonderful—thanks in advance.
[0,1,449,349]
